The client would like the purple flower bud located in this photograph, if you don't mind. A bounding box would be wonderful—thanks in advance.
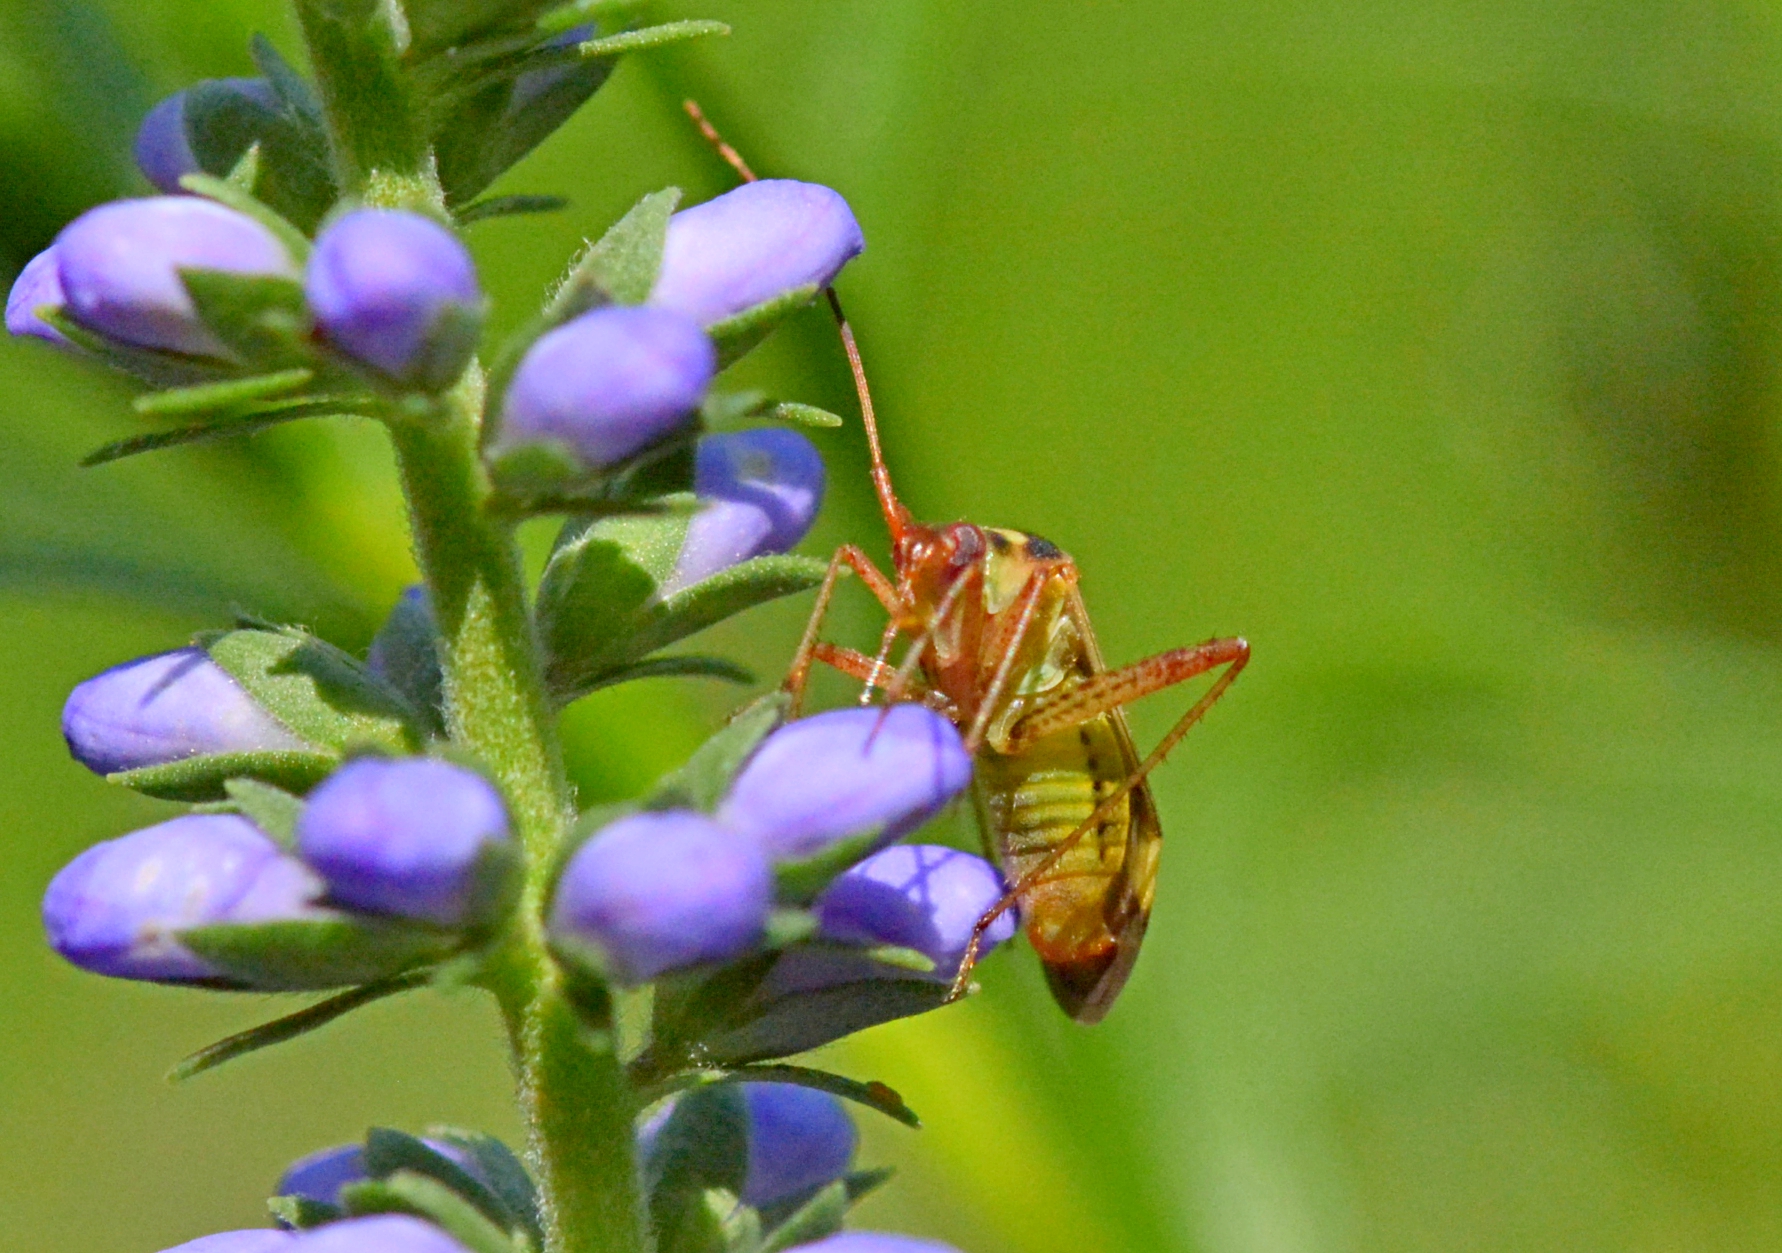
[277,1139,484,1207]
[276,1144,367,1206]
[718,707,972,862]
[62,647,310,777]
[662,429,826,594]
[289,1216,472,1253]
[160,1232,295,1253]
[134,80,279,194]
[296,758,514,928]
[549,810,771,984]
[56,196,299,356]
[42,814,323,982]
[307,210,481,385]
[498,305,715,470]
[638,1082,857,1208]
[6,246,67,343]
[739,1084,858,1206]
[769,846,1014,995]
[650,180,865,327]
[787,1237,963,1253]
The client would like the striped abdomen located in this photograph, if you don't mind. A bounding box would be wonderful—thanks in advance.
[973,711,1141,971]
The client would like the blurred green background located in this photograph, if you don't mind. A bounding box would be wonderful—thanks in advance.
[5,1,1782,1250]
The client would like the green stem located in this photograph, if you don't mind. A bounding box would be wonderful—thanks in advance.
[387,400,645,1253]
[293,4,644,1248]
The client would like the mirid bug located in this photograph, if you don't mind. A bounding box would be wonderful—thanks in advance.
[686,102,1250,1023]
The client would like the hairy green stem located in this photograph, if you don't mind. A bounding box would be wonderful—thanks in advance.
[388,391,645,1253]
[295,5,644,1249]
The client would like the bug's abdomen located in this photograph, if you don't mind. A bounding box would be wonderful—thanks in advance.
[974,714,1133,965]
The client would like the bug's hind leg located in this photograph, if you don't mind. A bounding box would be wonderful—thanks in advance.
[1004,636,1250,751]
[945,636,1251,1006]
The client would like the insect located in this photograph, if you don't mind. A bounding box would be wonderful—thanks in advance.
[686,102,1250,1023]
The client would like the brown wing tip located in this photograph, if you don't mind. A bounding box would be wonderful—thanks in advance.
[1042,913,1150,1025]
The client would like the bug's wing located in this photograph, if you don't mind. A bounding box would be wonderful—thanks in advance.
[1038,589,1164,1023]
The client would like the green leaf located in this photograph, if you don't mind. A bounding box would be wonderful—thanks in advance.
[39,308,234,388]
[708,285,820,369]
[365,1128,523,1237]
[182,77,336,232]
[537,508,688,690]
[773,828,886,906]
[81,403,344,468]
[842,1167,895,1205]
[545,553,825,703]
[643,1084,750,1207]
[131,368,315,418]
[179,915,461,991]
[547,187,680,319]
[575,20,728,57]
[178,174,314,261]
[223,777,305,847]
[341,1172,519,1253]
[425,1129,543,1251]
[178,269,312,367]
[695,977,961,1069]
[578,654,755,694]
[766,403,844,430]
[708,1063,922,1128]
[457,194,570,225]
[251,33,326,123]
[366,588,445,736]
[268,1196,343,1229]
[170,969,430,1080]
[760,909,819,951]
[700,390,771,427]
[107,749,339,802]
[644,691,790,812]
[202,626,424,755]
[433,39,617,205]
[760,1181,847,1253]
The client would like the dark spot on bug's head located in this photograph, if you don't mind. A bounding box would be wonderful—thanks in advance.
[1026,535,1063,560]
[988,531,1012,553]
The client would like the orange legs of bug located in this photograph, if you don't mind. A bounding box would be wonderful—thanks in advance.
[784,544,905,715]
[946,635,1251,1004]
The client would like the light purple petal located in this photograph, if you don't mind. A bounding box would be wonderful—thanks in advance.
[651,180,864,326]
[62,647,310,777]
[56,196,298,356]
[499,305,714,469]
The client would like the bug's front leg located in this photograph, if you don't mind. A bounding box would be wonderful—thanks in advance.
[783,544,905,715]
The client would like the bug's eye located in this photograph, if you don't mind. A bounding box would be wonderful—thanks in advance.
[948,526,984,568]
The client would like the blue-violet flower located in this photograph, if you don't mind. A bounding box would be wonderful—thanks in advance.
[277,1140,484,1208]
[638,1082,857,1208]
[650,180,865,326]
[42,814,322,982]
[549,810,771,984]
[662,428,826,594]
[55,196,298,356]
[62,647,310,777]
[718,706,972,861]
[306,209,481,386]
[5,246,67,343]
[769,845,1015,995]
[497,305,715,470]
[134,79,280,194]
[296,758,514,928]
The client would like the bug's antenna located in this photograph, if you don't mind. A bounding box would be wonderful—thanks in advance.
[682,99,912,543]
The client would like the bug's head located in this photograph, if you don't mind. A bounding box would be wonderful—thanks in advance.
[892,521,987,608]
